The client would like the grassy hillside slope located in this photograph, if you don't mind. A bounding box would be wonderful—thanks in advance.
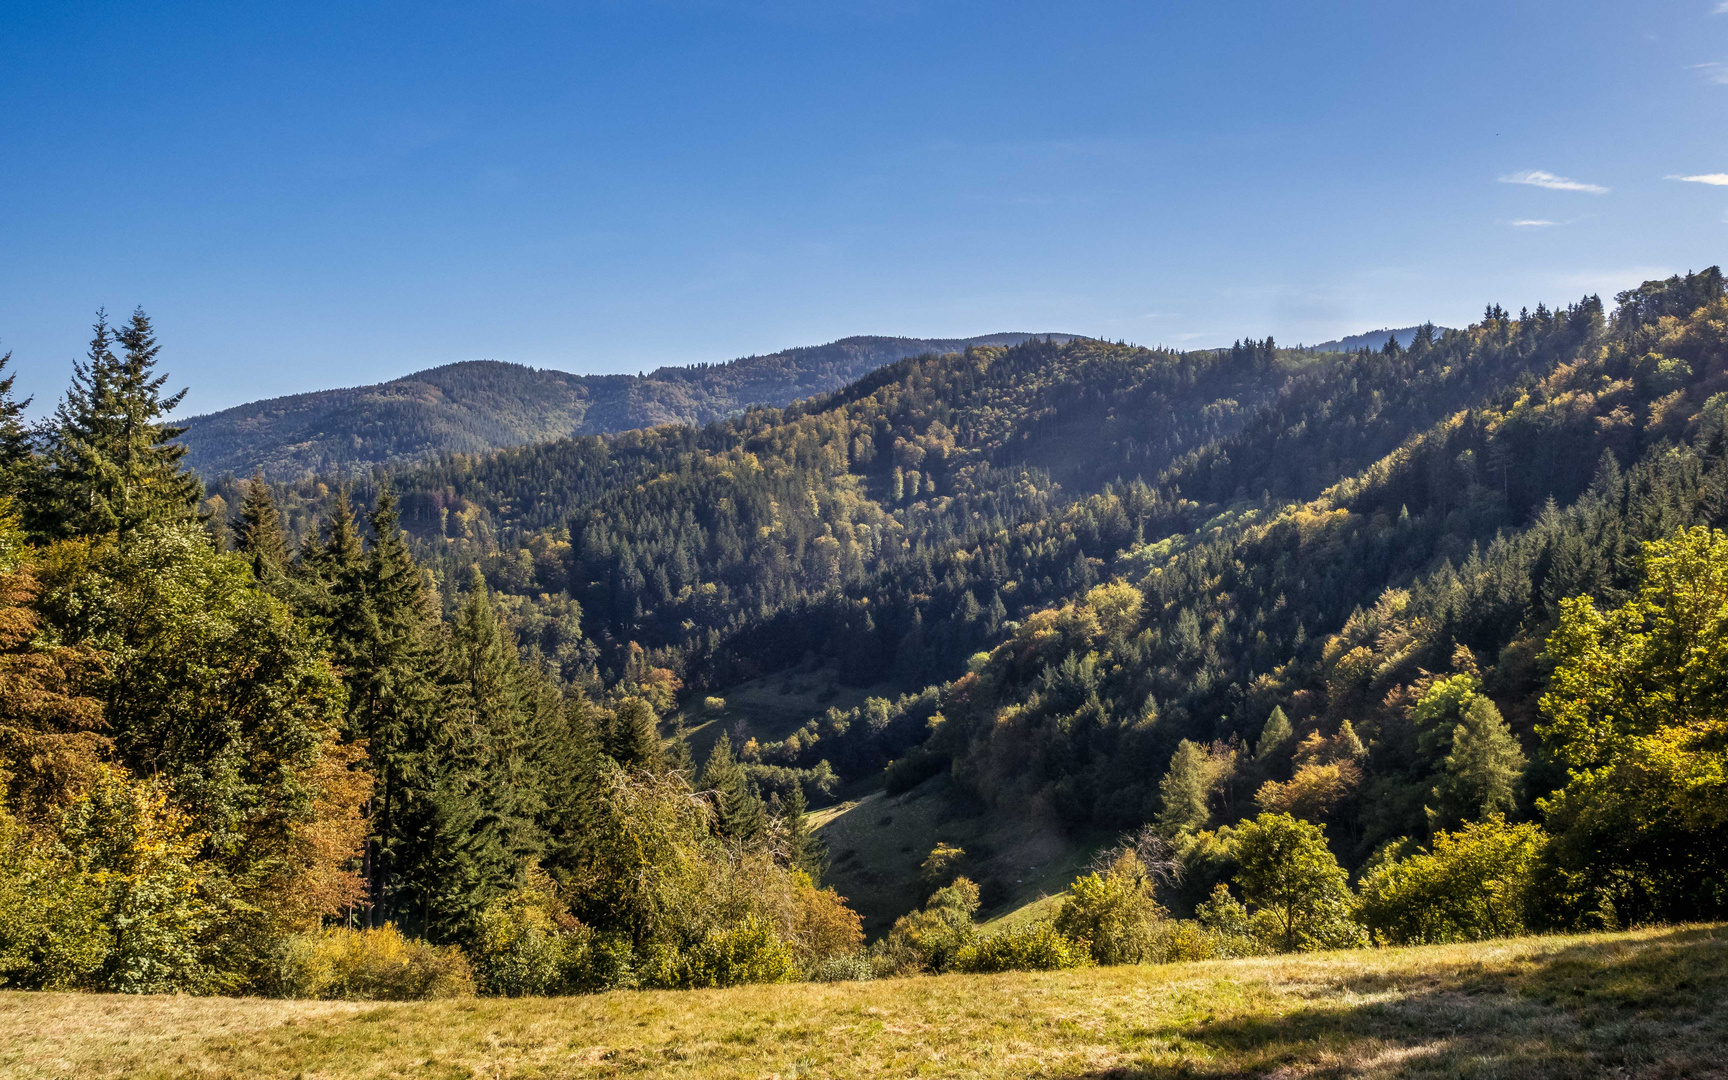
[179,333,1076,479]
[4,927,1721,1079]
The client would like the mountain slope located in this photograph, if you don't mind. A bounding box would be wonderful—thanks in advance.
[213,268,1728,930]
[1309,324,1453,352]
[178,333,1078,479]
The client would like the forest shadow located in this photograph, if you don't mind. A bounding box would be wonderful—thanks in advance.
[1072,927,1728,1080]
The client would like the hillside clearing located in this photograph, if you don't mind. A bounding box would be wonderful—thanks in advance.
[3,926,1723,1079]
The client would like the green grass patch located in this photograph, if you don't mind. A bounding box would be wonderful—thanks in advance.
[3,927,1723,1078]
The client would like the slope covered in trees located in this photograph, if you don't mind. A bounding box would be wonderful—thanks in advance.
[5,269,1727,1004]
[0,312,861,995]
[242,268,1728,931]
[178,334,1076,480]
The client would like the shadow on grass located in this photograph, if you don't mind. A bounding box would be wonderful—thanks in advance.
[1077,927,1728,1080]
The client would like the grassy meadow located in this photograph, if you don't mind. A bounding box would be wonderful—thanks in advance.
[4,925,1723,1079]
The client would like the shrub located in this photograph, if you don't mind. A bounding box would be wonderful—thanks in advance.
[562,932,637,992]
[679,915,795,988]
[952,921,1088,973]
[1191,883,1270,958]
[269,925,473,1000]
[1356,817,1545,944]
[1053,849,1167,965]
[2,768,217,994]
[885,876,980,973]
[789,871,864,970]
[919,843,967,889]
[469,886,577,997]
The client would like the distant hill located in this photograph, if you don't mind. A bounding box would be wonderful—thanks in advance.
[178,333,1080,479]
[1309,325,1452,353]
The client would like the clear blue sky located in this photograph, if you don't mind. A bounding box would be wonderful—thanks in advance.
[4,1,1727,415]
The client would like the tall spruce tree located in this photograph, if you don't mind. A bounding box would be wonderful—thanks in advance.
[437,570,548,911]
[699,732,765,843]
[0,352,33,499]
[607,696,665,772]
[539,692,607,888]
[233,470,290,583]
[345,488,442,925]
[38,309,200,537]
[782,782,826,876]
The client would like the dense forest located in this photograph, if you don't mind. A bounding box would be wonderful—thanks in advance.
[2,270,1725,999]
[179,333,1073,480]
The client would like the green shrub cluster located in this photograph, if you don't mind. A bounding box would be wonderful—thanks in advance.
[951,921,1088,973]
[268,925,473,1000]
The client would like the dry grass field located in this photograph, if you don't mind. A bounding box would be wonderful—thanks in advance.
[3,926,1725,1079]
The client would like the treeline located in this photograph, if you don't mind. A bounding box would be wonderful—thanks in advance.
[0,310,862,996]
[210,336,1316,692]
[213,278,1726,871]
[870,512,1728,976]
[180,334,1059,481]
[895,270,1728,926]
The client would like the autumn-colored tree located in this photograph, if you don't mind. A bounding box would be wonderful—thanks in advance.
[1537,526,1728,924]
[0,521,108,820]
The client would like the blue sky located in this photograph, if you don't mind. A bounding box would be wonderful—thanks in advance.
[4,1,1728,415]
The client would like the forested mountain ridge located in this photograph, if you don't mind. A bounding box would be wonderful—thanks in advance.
[247,269,1728,930]
[177,333,1078,480]
[6,270,1727,1006]
[1310,325,1453,353]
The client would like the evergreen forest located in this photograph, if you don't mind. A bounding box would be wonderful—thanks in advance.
[3,270,1728,998]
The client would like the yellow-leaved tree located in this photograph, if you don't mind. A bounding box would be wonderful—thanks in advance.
[1537,525,1728,925]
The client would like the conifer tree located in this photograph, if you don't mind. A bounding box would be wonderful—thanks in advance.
[1256,706,1294,763]
[233,470,290,582]
[540,692,607,886]
[1431,697,1524,829]
[37,309,201,537]
[441,569,547,901]
[0,352,33,498]
[664,715,695,778]
[782,782,826,876]
[607,696,665,772]
[699,733,764,843]
[345,488,442,925]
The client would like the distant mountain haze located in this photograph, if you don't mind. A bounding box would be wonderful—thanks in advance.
[1308,326,1453,353]
[177,332,1081,479]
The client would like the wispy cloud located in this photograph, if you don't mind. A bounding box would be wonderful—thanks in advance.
[1715,2,1728,14]
[1511,219,1560,227]
[1691,61,1728,83]
[1498,170,1609,194]
[1667,172,1728,185]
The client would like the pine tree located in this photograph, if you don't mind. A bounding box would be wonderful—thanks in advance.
[1256,706,1294,763]
[233,470,290,582]
[540,692,607,886]
[664,715,695,778]
[38,309,200,537]
[0,352,33,499]
[1155,739,1229,837]
[782,782,826,876]
[607,696,665,772]
[445,568,547,881]
[350,488,441,925]
[1432,697,1525,829]
[699,733,764,843]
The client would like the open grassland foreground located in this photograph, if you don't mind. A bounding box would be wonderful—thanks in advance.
[3,928,1725,1080]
